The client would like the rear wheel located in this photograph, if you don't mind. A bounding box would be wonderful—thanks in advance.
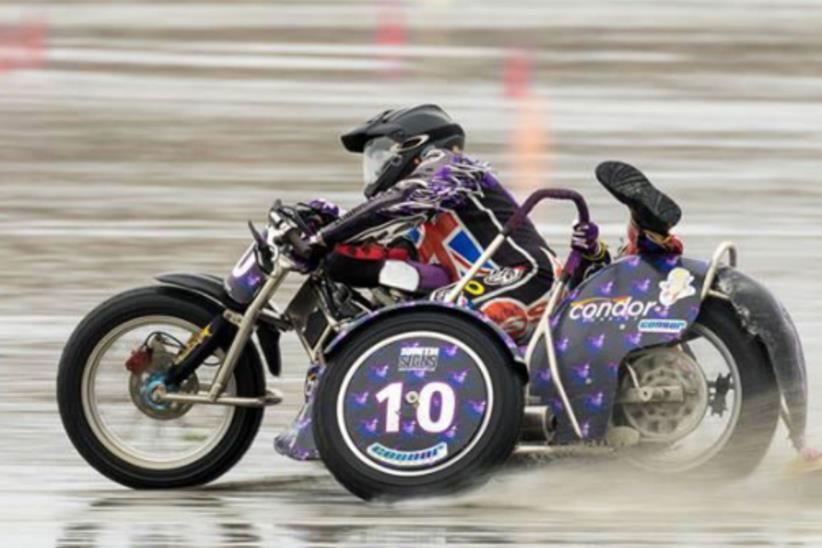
[57,287,265,488]
[615,298,780,476]
[313,311,524,500]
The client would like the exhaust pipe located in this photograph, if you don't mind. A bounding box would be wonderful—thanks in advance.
[521,405,553,442]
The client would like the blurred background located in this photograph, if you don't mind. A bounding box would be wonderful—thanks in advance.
[2,1,822,546]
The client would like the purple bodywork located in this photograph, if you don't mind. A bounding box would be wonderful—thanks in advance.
[530,254,710,443]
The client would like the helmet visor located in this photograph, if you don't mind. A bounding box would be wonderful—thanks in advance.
[362,136,397,188]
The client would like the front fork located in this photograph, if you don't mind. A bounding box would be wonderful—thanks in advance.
[159,260,290,406]
[207,265,288,400]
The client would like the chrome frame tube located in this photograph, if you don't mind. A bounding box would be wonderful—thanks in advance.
[701,240,738,301]
[161,389,282,408]
[207,261,289,401]
[423,222,588,438]
[525,279,585,439]
[444,233,507,304]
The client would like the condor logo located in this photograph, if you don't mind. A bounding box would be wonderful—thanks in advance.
[569,296,658,322]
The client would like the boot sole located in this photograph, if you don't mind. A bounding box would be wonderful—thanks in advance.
[595,161,681,233]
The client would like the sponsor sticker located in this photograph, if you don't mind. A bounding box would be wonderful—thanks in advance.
[659,267,696,307]
[569,296,658,322]
[398,346,440,371]
[367,442,449,467]
[638,319,688,334]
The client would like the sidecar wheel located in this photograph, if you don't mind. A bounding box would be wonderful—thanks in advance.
[618,298,780,477]
[313,311,523,500]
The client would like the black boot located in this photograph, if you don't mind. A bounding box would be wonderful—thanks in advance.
[595,161,681,235]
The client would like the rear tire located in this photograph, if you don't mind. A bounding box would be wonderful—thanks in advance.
[57,287,265,489]
[314,311,523,500]
[692,298,780,476]
[620,298,780,477]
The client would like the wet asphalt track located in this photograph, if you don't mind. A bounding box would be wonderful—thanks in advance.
[3,1,822,545]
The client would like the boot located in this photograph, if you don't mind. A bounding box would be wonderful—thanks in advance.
[595,161,684,255]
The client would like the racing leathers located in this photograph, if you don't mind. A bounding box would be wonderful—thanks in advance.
[310,149,608,343]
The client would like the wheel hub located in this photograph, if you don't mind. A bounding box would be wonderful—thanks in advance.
[128,336,199,420]
[618,347,708,443]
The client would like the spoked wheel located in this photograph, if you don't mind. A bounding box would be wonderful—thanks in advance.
[614,299,780,476]
[58,287,264,488]
[313,310,524,500]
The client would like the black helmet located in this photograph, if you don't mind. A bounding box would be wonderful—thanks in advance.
[341,104,465,197]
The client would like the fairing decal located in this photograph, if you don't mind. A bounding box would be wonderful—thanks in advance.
[529,254,709,443]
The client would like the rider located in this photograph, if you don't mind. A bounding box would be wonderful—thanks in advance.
[297,104,683,343]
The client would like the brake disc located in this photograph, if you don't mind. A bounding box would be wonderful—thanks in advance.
[128,335,199,421]
[618,347,709,443]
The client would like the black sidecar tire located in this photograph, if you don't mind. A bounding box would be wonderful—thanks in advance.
[690,298,781,477]
[314,311,524,500]
[57,287,265,489]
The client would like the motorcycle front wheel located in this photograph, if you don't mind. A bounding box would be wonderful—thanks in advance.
[57,287,264,488]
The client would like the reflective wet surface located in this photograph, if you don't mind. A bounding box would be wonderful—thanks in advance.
[3,0,822,545]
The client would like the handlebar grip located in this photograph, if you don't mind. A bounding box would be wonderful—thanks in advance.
[285,228,313,258]
[503,188,590,234]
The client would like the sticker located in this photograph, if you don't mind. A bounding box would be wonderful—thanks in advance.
[659,267,696,307]
[464,280,486,296]
[175,324,214,363]
[638,319,688,334]
[569,296,657,322]
[398,347,440,372]
[484,266,525,287]
[366,442,449,467]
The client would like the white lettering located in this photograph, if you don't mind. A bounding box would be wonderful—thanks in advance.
[569,297,659,323]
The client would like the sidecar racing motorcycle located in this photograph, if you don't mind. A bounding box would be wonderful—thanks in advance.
[57,165,808,500]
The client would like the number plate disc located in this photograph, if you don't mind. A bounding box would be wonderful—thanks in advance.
[337,331,492,476]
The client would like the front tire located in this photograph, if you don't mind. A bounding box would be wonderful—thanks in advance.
[57,287,265,489]
[313,311,524,500]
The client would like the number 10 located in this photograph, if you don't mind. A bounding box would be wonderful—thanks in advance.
[375,382,456,434]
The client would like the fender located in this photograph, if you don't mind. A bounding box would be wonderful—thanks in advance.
[324,300,529,382]
[530,254,710,443]
[715,267,807,450]
[155,273,282,377]
[155,273,242,310]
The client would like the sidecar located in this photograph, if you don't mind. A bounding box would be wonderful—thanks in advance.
[303,187,807,500]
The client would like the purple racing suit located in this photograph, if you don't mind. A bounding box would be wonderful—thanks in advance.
[315,148,607,342]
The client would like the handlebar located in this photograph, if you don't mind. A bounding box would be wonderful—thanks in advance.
[268,201,315,260]
[503,188,590,235]
[284,227,313,259]
[502,188,591,282]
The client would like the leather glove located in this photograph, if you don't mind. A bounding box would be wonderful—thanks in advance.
[288,239,327,274]
[571,221,604,258]
[295,199,341,234]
